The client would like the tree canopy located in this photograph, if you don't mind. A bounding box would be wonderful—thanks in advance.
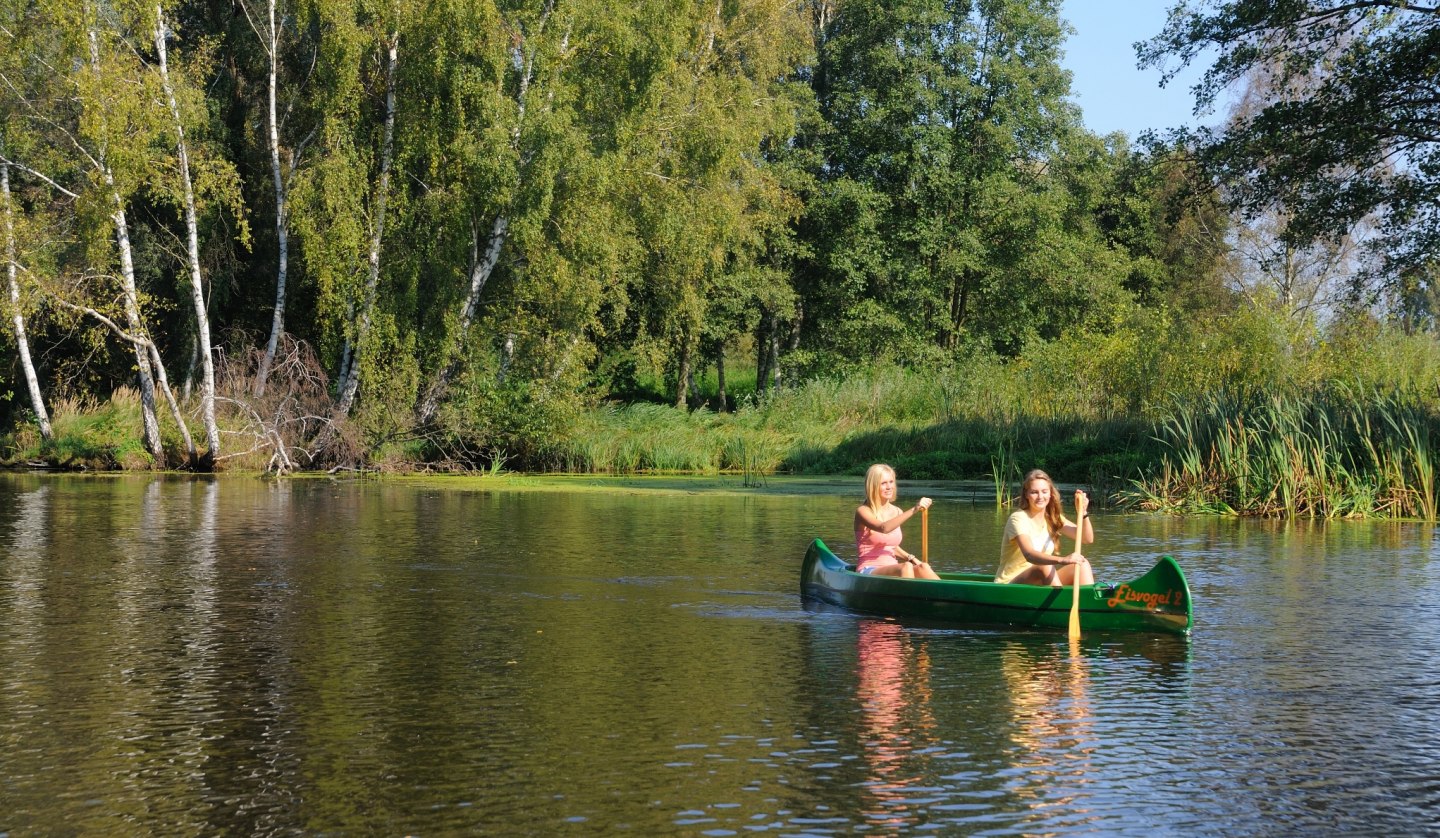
[1140,1,1440,284]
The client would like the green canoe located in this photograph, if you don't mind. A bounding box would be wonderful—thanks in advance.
[800,538,1193,635]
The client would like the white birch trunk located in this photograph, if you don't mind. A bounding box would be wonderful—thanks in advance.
[1,156,53,439]
[155,7,219,462]
[182,334,197,402]
[253,0,289,398]
[415,214,507,424]
[148,337,198,463]
[110,196,166,464]
[460,215,509,334]
[87,23,165,465]
[334,31,398,419]
[498,332,514,385]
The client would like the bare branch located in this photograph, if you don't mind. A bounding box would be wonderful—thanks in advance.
[0,155,80,200]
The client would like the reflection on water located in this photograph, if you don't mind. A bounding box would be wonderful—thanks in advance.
[855,620,936,829]
[1,474,1439,834]
[998,640,1095,823]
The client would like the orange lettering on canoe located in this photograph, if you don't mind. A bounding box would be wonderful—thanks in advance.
[1105,584,1180,610]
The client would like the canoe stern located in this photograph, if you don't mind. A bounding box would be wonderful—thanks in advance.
[1094,554,1193,634]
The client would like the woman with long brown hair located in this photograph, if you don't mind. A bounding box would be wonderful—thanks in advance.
[995,469,1093,586]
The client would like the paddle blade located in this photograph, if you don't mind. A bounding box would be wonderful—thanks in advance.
[1068,587,1081,639]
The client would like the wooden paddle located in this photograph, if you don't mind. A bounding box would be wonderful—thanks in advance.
[921,506,929,566]
[1068,494,1085,640]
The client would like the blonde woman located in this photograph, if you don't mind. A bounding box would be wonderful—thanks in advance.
[995,469,1094,586]
[854,464,939,579]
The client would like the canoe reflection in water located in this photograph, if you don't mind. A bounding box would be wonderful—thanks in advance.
[854,620,938,830]
[998,641,1097,824]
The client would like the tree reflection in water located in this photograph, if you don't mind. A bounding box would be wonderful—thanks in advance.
[854,620,937,830]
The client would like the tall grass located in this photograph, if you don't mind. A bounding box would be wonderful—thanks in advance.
[4,389,154,469]
[535,307,1440,519]
[539,358,1152,482]
[989,441,1019,506]
[1127,388,1440,520]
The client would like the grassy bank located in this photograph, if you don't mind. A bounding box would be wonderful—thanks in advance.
[7,306,1440,519]
[549,364,1152,490]
[533,309,1440,519]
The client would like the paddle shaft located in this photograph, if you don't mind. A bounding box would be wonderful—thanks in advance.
[1068,500,1084,640]
[922,506,928,565]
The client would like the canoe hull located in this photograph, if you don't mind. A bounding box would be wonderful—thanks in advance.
[800,539,1192,635]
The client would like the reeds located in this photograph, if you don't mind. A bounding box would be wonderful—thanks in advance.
[1127,388,1440,520]
[990,441,1018,507]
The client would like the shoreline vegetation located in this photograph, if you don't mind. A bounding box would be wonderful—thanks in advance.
[6,308,1440,522]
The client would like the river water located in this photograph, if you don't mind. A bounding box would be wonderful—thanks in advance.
[1,473,1438,835]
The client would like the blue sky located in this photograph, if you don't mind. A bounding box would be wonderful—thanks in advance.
[1058,1,1218,139]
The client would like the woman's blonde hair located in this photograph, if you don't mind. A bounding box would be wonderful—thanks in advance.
[863,463,896,513]
[1017,468,1063,547]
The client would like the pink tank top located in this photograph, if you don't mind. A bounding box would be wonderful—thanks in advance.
[856,523,903,571]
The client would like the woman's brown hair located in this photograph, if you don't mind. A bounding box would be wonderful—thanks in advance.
[1017,468,1063,548]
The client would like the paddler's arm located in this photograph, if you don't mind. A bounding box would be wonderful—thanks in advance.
[1062,490,1094,544]
[1014,534,1083,568]
[855,496,932,534]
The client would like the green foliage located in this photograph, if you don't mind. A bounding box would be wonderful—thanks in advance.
[491,306,1440,521]
[4,0,1439,492]
[1140,2,1440,282]
[352,312,421,445]
[792,0,1147,364]
[601,0,811,406]
[426,347,589,470]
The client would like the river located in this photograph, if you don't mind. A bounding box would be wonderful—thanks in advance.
[1,473,1437,835]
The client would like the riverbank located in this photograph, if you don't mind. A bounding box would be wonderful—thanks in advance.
[7,382,1439,521]
[6,312,1440,520]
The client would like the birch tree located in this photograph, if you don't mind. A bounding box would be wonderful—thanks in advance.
[280,0,412,447]
[88,13,170,462]
[401,0,643,430]
[153,4,220,462]
[332,27,394,418]
[0,0,219,465]
[611,0,809,407]
[330,16,399,421]
[411,0,559,425]
[0,150,53,440]
[241,0,312,398]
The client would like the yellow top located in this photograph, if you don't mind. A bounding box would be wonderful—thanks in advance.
[995,510,1056,583]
